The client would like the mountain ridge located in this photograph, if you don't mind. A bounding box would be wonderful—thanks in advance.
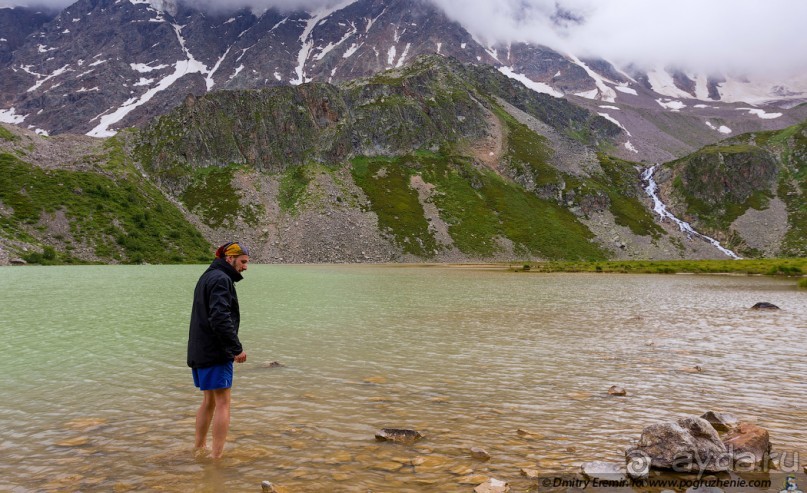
[2,55,803,265]
[2,0,806,165]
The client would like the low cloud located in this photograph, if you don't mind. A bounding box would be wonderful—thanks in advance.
[430,0,807,77]
[3,0,807,76]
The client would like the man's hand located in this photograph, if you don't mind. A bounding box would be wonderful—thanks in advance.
[234,351,247,363]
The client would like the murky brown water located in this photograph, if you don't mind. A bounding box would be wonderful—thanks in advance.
[1,265,805,492]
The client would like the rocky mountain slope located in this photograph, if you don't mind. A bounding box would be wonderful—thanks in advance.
[2,0,806,164]
[3,55,803,264]
[653,121,807,258]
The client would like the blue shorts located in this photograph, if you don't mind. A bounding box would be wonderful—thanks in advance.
[192,361,234,390]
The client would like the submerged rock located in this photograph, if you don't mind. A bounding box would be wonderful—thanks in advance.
[470,447,492,461]
[55,436,90,447]
[608,385,627,396]
[625,416,729,473]
[374,428,423,444]
[582,461,625,480]
[516,428,544,439]
[259,361,285,368]
[261,481,289,493]
[700,411,738,432]
[750,302,780,310]
[520,468,541,479]
[474,478,510,493]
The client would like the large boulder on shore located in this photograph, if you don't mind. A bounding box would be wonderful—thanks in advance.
[626,416,729,474]
[700,411,739,432]
[722,422,770,470]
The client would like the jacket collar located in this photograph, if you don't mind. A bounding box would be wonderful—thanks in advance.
[210,257,244,283]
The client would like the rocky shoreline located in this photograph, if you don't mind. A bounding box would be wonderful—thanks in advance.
[255,410,801,493]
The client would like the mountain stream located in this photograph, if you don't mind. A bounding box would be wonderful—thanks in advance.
[641,164,741,259]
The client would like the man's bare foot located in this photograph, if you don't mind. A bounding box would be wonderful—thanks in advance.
[194,446,211,459]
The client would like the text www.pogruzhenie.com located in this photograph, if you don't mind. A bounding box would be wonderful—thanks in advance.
[543,477,772,489]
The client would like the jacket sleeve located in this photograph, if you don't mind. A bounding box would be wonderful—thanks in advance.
[207,277,243,358]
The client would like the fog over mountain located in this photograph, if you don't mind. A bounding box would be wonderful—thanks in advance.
[2,0,806,76]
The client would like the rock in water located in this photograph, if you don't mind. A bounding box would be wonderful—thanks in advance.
[582,461,625,481]
[608,385,627,396]
[474,478,510,493]
[261,481,289,493]
[374,428,423,444]
[700,411,738,432]
[470,447,491,461]
[259,361,285,368]
[722,422,770,470]
[750,302,780,310]
[625,416,729,473]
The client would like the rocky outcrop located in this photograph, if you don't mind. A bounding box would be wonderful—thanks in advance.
[137,55,618,191]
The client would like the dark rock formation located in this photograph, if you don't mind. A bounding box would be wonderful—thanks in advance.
[751,302,780,310]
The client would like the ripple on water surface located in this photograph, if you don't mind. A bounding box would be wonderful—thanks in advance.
[0,266,805,491]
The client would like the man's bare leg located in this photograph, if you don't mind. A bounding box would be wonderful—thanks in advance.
[195,390,216,452]
[210,388,232,459]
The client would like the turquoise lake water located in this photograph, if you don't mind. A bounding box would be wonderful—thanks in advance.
[0,265,805,492]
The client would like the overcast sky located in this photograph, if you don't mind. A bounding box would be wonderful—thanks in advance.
[3,0,806,76]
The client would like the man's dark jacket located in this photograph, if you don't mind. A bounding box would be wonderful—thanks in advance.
[187,258,243,369]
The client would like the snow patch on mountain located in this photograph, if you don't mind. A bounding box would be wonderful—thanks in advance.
[498,67,563,98]
[614,84,638,96]
[705,121,732,134]
[131,62,168,73]
[568,54,616,103]
[737,107,782,119]
[396,43,411,68]
[365,8,386,33]
[129,0,178,17]
[0,107,26,124]
[656,98,686,111]
[598,112,631,137]
[87,23,213,137]
[647,66,692,99]
[292,0,358,85]
[314,21,356,61]
[624,141,638,153]
[343,42,361,58]
[387,45,396,66]
[27,64,70,93]
[689,73,711,100]
[714,76,807,105]
[575,89,598,99]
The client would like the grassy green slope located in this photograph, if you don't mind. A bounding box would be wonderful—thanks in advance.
[665,121,807,257]
[352,150,607,261]
[0,148,210,264]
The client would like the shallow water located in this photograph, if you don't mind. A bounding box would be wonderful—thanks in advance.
[0,265,805,492]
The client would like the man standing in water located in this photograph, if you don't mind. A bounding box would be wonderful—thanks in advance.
[188,242,249,459]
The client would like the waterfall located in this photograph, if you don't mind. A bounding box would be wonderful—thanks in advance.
[641,165,741,259]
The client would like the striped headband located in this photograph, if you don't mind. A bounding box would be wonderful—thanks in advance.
[215,241,250,258]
